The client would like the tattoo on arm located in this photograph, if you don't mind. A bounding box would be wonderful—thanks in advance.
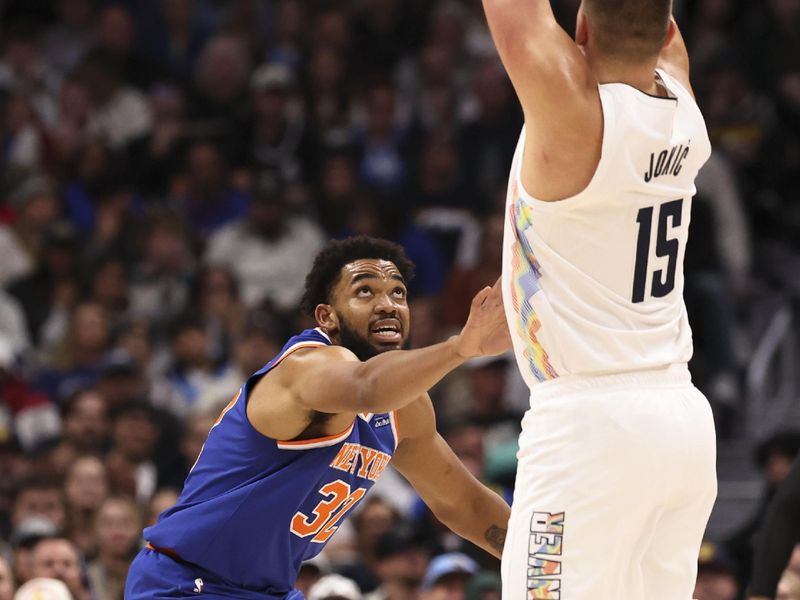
[484,525,507,554]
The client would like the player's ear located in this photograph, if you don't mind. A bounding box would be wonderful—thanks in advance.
[662,18,677,49]
[575,7,589,47]
[315,304,338,333]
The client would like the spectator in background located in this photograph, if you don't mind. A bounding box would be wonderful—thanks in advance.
[304,45,356,149]
[78,50,152,150]
[314,150,362,237]
[458,58,522,211]
[84,257,129,327]
[192,265,244,361]
[135,0,211,85]
[0,289,29,358]
[50,389,108,474]
[94,4,155,91]
[40,301,111,401]
[8,222,80,350]
[247,63,313,185]
[441,215,503,330]
[11,478,67,538]
[0,339,60,455]
[0,95,44,174]
[128,212,193,329]
[41,0,95,78]
[49,75,92,166]
[0,177,60,288]
[128,84,189,197]
[172,140,249,235]
[356,79,409,196]
[265,0,307,72]
[205,172,324,311]
[0,555,14,600]
[86,496,142,600]
[176,411,215,479]
[0,21,60,125]
[420,553,478,600]
[105,403,160,503]
[62,455,108,557]
[159,314,237,416]
[30,536,89,600]
[693,541,739,600]
[364,530,429,600]
[186,34,250,161]
[338,498,402,592]
[728,430,800,587]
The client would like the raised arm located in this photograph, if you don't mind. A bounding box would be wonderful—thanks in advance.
[482,0,597,122]
[657,17,694,97]
[392,395,510,558]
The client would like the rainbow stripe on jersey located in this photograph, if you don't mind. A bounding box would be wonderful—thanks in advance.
[508,194,558,382]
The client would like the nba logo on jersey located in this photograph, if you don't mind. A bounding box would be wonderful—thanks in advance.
[193,578,204,593]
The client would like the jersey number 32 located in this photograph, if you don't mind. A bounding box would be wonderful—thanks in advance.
[632,199,684,303]
[290,480,366,544]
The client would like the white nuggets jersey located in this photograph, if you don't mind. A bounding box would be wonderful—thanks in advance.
[501,69,712,389]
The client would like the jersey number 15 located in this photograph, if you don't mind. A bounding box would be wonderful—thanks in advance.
[632,199,684,303]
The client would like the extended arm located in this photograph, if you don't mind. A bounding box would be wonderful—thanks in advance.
[749,455,800,599]
[392,395,510,558]
[251,280,510,424]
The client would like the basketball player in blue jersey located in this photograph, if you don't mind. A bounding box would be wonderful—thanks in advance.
[125,236,512,600]
[483,0,717,598]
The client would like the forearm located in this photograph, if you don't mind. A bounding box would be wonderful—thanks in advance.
[353,337,467,413]
[436,485,510,559]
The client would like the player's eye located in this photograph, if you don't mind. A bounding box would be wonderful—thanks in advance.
[393,287,406,299]
[356,286,372,297]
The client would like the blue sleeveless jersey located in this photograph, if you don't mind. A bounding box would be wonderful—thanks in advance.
[144,329,399,595]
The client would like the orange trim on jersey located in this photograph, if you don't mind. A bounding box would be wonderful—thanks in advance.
[392,410,400,440]
[272,341,328,368]
[212,389,242,428]
[277,421,354,448]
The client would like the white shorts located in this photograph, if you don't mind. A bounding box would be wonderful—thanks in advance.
[501,367,717,600]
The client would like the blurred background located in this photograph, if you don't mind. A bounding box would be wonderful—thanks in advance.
[0,0,798,599]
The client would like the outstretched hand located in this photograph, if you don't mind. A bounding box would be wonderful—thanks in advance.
[455,278,513,359]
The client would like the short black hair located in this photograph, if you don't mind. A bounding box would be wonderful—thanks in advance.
[584,0,672,61]
[300,236,415,315]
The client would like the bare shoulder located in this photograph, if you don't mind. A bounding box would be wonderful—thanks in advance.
[247,344,359,440]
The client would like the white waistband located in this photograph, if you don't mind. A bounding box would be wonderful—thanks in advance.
[530,364,692,402]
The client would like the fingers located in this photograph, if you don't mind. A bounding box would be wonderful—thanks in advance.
[472,286,492,307]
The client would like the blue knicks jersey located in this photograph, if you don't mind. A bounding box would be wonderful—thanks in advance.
[144,329,399,595]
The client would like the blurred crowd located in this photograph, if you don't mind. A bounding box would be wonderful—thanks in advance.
[0,0,798,599]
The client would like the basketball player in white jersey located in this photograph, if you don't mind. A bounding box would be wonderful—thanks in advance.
[481,1,717,598]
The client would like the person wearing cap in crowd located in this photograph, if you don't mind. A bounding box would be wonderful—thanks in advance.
[13,578,72,600]
[205,170,325,312]
[308,574,362,600]
[421,553,479,600]
[246,62,312,185]
[693,541,740,600]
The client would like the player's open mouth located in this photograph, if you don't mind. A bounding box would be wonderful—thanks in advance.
[370,319,402,343]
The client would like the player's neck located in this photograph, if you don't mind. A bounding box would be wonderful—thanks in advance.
[590,56,663,96]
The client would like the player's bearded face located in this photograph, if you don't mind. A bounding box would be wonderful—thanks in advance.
[337,314,410,361]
